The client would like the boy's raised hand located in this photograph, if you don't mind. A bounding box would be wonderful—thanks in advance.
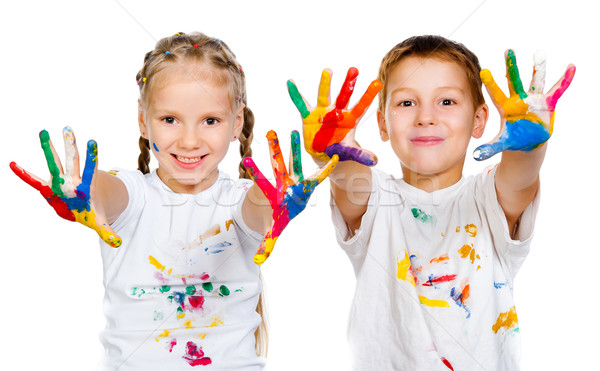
[10,127,122,247]
[287,68,382,166]
[243,130,338,265]
[473,49,576,161]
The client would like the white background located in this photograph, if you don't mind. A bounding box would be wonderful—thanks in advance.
[1,0,598,370]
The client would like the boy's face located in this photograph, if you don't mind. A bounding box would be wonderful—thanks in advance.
[378,56,488,190]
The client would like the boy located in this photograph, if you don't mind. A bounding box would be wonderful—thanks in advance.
[287,35,575,370]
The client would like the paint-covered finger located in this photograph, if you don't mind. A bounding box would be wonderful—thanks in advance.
[39,130,66,197]
[287,80,311,119]
[253,231,277,265]
[91,215,122,248]
[545,64,576,112]
[317,69,332,108]
[62,126,80,178]
[505,49,527,99]
[472,141,508,161]
[310,154,338,184]
[480,69,508,108]
[325,143,377,166]
[78,140,98,199]
[266,130,292,188]
[289,130,304,183]
[351,80,383,119]
[335,67,359,110]
[243,157,277,206]
[9,161,76,221]
[528,50,546,94]
[10,161,47,193]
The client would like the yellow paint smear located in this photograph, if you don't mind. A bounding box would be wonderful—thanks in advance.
[156,329,170,341]
[419,295,449,308]
[465,224,478,237]
[184,320,194,329]
[148,255,165,272]
[492,306,519,334]
[225,219,234,231]
[199,224,221,243]
[458,244,478,264]
[396,250,416,287]
[209,317,224,327]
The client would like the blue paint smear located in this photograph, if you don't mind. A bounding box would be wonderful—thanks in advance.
[204,241,231,254]
[473,119,550,161]
[450,287,471,318]
[494,281,508,289]
[153,142,159,152]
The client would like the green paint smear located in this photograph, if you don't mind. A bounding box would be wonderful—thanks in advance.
[131,287,146,297]
[506,50,527,100]
[159,285,171,293]
[411,208,437,225]
[185,285,196,295]
[40,130,65,196]
[291,131,304,182]
[153,311,164,321]
[202,282,213,292]
[287,81,310,118]
[219,285,230,297]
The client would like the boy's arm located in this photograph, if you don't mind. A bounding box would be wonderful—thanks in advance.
[10,127,127,247]
[287,68,382,233]
[474,50,575,237]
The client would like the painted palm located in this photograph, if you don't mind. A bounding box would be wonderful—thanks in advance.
[243,130,338,264]
[287,67,382,166]
[474,50,576,160]
[10,127,121,247]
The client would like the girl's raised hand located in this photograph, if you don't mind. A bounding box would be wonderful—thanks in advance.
[287,68,382,166]
[243,130,338,264]
[473,49,576,161]
[10,127,122,247]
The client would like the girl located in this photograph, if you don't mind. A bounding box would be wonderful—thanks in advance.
[10,32,335,370]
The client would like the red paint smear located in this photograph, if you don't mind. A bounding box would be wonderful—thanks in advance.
[423,274,457,287]
[183,341,212,366]
[188,295,205,310]
[11,161,76,221]
[441,357,454,370]
[168,338,177,352]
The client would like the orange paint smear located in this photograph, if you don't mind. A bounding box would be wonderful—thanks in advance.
[492,306,519,334]
[464,224,478,237]
[430,254,449,264]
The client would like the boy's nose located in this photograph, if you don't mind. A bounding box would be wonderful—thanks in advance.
[416,107,436,126]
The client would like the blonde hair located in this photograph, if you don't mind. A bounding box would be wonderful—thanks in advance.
[377,35,485,113]
[135,31,267,357]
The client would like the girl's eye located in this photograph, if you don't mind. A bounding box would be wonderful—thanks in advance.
[162,116,177,125]
[205,118,219,126]
[441,99,456,106]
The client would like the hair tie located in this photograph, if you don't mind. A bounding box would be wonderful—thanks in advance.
[193,44,199,48]
[227,61,232,66]
[165,51,170,55]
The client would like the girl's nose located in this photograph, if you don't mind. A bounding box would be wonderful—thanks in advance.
[178,125,203,149]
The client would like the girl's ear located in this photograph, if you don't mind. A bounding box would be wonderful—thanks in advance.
[231,103,245,142]
[472,103,489,139]
[377,110,390,141]
[138,99,149,139]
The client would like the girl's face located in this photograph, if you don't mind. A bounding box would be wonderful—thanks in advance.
[378,56,488,191]
[139,63,243,194]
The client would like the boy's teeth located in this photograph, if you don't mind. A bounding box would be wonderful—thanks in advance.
[176,155,201,163]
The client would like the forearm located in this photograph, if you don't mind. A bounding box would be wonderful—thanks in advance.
[96,170,129,224]
[242,184,271,234]
[495,143,547,235]
[330,161,372,232]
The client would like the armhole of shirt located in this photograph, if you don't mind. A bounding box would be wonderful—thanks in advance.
[231,179,263,247]
[479,166,540,279]
[109,168,145,233]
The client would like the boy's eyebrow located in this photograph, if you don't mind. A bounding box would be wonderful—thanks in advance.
[389,86,466,95]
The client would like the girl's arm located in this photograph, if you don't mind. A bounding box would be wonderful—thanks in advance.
[473,50,575,236]
[287,68,382,233]
[10,127,127,247]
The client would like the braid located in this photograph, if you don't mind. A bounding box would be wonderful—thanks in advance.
[238,107,255,179]
[137,136,151,174]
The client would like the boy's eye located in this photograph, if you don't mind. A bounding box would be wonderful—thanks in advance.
[441,99,456,105]
[398,100,414,107]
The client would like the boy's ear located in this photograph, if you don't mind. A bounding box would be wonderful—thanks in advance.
[231,103,245,142]
[377,110,390,142]
[138,99,149,139]
[471,103,489,139]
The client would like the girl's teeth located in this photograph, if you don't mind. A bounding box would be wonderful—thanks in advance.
[177,155,201,163]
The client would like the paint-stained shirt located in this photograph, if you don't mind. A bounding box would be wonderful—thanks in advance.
[99,169,265,370]
[331,166,538,371]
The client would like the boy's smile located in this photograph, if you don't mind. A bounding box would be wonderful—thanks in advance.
[378,56,488,191]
